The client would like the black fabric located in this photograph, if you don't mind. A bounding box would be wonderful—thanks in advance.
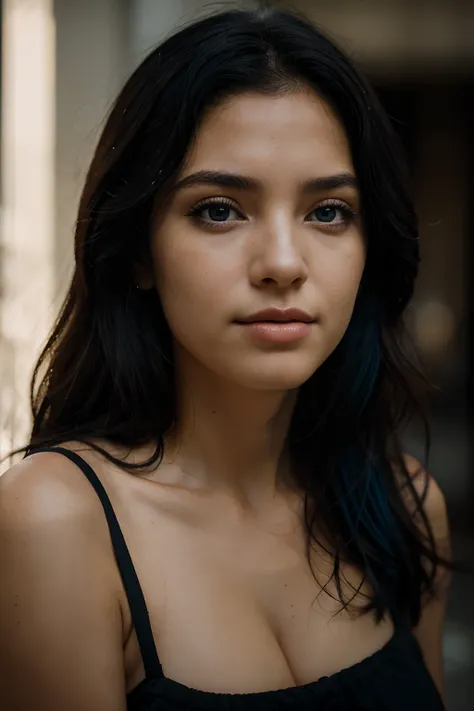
[33,447,446,710]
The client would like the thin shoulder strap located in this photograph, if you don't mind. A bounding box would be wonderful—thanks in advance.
[31,447,163,679]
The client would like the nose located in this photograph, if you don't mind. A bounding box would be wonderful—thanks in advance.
[249,218,308,290]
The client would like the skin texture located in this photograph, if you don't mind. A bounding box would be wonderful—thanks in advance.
[0,90,449,709]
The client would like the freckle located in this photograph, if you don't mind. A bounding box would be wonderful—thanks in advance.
[290,604,294,608]
[211,410,216,415]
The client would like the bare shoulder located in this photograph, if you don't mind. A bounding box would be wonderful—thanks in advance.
[0,449,103,524]
[398,455,452,700]
[0,447,123,605]
[396,453,450,551]
[0,450,126,711]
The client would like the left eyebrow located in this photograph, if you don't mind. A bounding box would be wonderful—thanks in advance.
[171,170,358,194]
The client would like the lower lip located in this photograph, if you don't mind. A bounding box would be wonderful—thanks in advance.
[237,321,312,343]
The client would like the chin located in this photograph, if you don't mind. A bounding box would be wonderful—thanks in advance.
[249,374,312,391]
[225,358,319,392]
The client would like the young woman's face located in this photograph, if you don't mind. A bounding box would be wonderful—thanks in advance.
[149,90,365,391]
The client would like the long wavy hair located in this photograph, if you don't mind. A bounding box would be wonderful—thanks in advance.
[25,6,452,626]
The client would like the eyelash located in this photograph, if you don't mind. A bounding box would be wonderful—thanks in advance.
[186,197,357,230]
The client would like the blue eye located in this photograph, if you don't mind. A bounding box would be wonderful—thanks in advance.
[187,199,242,225]
[203,204,235,222]
[314,205,338,222]
[308,201,356,228]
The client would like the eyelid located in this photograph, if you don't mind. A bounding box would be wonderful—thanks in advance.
[186,196,245,217]
[189,196,239,209]
[309,198,357,217]
[312,197,355,210]
[189,195,354,209]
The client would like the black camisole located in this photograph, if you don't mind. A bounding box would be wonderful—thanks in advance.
[37,448,446,710]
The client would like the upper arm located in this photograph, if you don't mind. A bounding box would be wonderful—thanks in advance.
[0,454,127,711]
[402,455,452,702]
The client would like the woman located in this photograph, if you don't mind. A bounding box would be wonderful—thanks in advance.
[0,7,452,711]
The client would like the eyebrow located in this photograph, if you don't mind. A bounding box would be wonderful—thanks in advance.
[171,170,358,194]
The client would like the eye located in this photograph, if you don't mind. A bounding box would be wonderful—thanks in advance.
[186,198,244,226]
[307,200,356,229]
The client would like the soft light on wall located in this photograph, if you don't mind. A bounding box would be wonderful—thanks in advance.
[0,0,56,467]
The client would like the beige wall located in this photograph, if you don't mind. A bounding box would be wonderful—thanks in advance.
[0,0,56,461]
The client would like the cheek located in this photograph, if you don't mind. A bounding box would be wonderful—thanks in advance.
[153,239,231,335]
[318,246,365,327]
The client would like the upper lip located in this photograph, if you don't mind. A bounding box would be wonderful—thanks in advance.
[237,308,315,324]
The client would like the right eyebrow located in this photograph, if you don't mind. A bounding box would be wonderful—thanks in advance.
[172,170,261,192]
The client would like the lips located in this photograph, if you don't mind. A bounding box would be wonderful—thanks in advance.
[236,307,315,324]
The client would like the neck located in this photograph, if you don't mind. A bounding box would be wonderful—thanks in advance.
[165,357,298,507]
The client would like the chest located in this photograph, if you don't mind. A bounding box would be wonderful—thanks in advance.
[114,485,394,694]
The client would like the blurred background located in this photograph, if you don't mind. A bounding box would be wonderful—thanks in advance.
[0,0,472,707]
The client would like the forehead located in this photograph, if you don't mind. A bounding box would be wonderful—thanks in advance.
[186,90,353,178]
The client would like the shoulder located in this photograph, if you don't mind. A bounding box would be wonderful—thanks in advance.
[0,449,108,533]
[398,453,450,551]
[0,451,127,710]
[395,453,452,608]
[398,456,451,700]
[0,448,123,586]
